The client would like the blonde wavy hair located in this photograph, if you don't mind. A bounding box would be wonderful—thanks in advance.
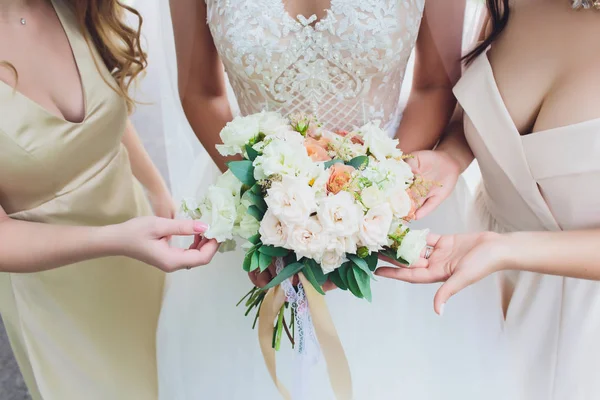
[1,0,146,113]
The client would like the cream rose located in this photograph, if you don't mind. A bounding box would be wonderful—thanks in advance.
[265,176,317,226]
[361,185,385,209]
[259,209,289,248]
[387,185,413,219]
[358,204,394,252]
[320,237,348,274]
[285,217,327,261]
[317,191,362,237]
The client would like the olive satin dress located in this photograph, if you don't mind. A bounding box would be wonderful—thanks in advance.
[0,1,164,399]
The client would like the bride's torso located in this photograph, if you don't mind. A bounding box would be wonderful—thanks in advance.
[205,0,425,132]
[456,1,600,233]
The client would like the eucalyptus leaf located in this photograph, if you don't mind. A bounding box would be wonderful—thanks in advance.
[250,250,260,272]
[365,252,379,271]
[348,254,375,278]
[263,262,304,291]
[324,159,344,169]
[346,266,363,298]
[346,155,369,170]
[353,265,372,302]
[259,252,272,272]
[248,234,261,245]
[302,264,326,295]
[247,205,264,221]
[307,260,327,286]
[243,248,254,272]
[244,191,267,212]
[227,160,256,186]
[245,144,260,161]
[251,183,263,195]
[259,245,289,257]
[327,270,347,291]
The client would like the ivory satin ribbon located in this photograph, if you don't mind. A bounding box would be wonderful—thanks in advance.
[258,273,353,399]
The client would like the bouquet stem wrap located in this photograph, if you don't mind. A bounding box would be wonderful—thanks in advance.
[258,272,353,400]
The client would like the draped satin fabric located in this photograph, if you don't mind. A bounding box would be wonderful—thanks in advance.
[0,1,164,398]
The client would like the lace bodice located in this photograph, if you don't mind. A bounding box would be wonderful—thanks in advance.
[206,0,425,132]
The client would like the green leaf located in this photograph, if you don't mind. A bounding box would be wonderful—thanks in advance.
[346,155,369,170]
[263,262,304,291]
[243,248,255,272]
[227,160,256,186]
[348,254,375,278]
[324,159,344,169]
[245,144,260,161]
[307,259,327,286]
[302,264,326,295]
[249,250,260,272]
[327,270,347,291]
[380,249,409,266]
[352,265,373,302]
[338,264,350,288]
[248,234,261,245]
[259,252,272,272]
[365,252,379,271]
[346,266,363,299]
[247,205,264,221]
[244,191,267,212]
[259,245,289,257]
[251,183,263,195]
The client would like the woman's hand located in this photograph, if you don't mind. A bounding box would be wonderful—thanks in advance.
[376,231,509,315]
[111,217,219,272]
[407,150,462,219]
[148,189,177,220]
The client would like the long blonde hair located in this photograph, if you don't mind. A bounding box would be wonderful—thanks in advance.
[69,0,147,112]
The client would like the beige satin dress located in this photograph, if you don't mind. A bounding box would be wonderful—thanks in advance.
[455,48,600,399]
[0,1,164,399]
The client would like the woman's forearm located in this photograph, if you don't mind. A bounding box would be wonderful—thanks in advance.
[500,230,600,280]
[181,93,236,172]
[122,120,169,194]
[0,217,121,273]
[434,108,474,173]
[395,85,456,153]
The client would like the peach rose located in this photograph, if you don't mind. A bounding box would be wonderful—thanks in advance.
[326,163,355,194]
[304,137,332,162]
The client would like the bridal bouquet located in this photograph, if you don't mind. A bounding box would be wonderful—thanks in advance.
[182,111,430,396]
[183,111,429,331]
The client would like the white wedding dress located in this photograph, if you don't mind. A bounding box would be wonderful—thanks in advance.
[153,0,503,399]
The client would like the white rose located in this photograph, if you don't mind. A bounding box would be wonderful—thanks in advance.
[317,191,362,237]
[199,186,239,242]
[285,217,327,261]
[361,185,385,209]
[216,114,261,156]
[265,176,317,226]
[386,184,413,219]
[259,209,289,248]
[360,121,403,161]
[215,170,242,199]
[397,229,429,266]
[253,139,320,181]
[320,237,348,274]
[358,204,394,252]
[259,112,291,136]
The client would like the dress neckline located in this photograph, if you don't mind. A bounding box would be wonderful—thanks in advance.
[0,0,88,125]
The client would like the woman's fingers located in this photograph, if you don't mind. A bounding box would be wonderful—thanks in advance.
[375,265,441,283]
[415,194,444,220]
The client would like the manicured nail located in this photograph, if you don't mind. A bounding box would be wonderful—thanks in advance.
[438,303,445,316]
[194,222,209,232]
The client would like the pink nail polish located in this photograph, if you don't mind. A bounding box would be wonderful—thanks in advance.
[194,222,208,232]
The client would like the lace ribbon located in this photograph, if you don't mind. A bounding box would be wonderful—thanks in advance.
[258,260,353,399]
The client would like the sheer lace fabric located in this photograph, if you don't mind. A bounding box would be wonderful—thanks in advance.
[206,0,425,131]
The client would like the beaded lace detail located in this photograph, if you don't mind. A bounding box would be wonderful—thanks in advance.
[206,0,425,132]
